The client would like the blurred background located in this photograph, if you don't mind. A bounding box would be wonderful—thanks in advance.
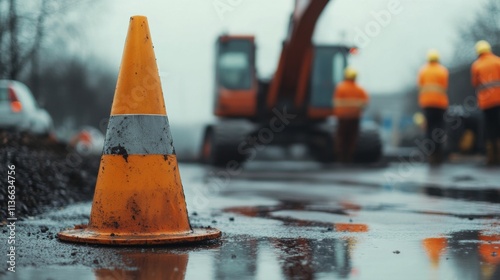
[0,0,499,160]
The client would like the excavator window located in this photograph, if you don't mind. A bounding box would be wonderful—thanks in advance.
[309,47,347,108]
[217,40,253,90]
[332,52,346,85]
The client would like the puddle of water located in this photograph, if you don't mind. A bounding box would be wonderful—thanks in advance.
[224,201,370,233]
[8,163,500,279]
[3,266,95,280]
[6,230,500,280]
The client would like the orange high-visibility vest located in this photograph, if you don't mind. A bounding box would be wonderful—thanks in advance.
[333,80,369,119]
[472,53,500,110]
[418,62,449,109]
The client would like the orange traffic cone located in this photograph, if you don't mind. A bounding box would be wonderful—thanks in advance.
[58,15,221,245]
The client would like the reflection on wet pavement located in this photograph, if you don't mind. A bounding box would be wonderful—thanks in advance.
[225,201,349,228]
[209,235,362,280]
[210,231,499,280]
[445,231,500,280]
[214,238,258,280]
[94,253,188,280]
[422,237,447,268]
[423,185,500,203]
[273,237,363,280]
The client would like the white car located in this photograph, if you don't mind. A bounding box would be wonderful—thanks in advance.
[0,80,53,135]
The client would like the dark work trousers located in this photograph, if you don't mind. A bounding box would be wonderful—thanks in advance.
[336,118,360,163]
[483,106,500,163]
[423,108,446,162]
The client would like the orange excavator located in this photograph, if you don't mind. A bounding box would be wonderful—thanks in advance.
[201,0,382,166]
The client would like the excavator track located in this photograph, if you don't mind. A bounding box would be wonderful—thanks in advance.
[201,120,256,167]
[354,127,383,163]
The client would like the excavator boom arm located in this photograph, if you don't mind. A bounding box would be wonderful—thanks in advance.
[266,0,330,110]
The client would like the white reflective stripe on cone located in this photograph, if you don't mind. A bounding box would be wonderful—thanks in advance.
[103,114,174,155]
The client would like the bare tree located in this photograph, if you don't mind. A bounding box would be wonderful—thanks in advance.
[0,0,115,132]
[454,0,500,64]
[0,0,98,83]
[1,0,43,79]
[440,0,500,105]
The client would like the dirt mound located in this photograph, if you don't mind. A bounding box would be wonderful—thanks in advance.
[0,131,99,222]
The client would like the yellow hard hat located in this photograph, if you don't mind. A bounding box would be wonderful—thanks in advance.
[427,49,440,62]
[344,67,357,80]
[476,40,492,55]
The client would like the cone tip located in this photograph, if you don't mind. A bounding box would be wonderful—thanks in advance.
[130,15,148,21]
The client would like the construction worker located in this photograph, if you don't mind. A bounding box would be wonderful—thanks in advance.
[471,40,500,166]
[418,49,449,165]
[333,67,369,163]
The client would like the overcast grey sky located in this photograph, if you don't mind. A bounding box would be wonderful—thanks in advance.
[87,0,485,123]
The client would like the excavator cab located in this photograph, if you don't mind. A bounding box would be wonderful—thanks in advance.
[308,45,349,119]
[214,34,350,121]
[214,35,258,118]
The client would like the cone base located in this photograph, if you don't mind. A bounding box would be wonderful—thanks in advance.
[58,225,221,246]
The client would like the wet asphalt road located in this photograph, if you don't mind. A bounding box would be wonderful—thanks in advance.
[2,161,500,280]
